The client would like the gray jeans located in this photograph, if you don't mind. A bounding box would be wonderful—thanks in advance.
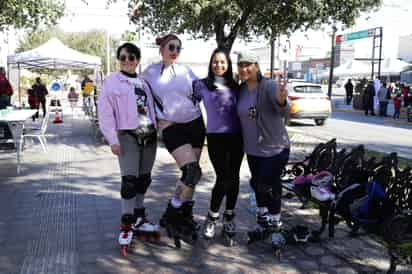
[118,131,157,177]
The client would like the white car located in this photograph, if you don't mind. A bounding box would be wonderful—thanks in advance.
[287,82,332,126]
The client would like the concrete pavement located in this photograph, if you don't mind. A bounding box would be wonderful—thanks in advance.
[0,107,411,274]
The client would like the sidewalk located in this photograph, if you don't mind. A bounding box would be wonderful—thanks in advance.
[0,106,410,274]
[332,96,412,127]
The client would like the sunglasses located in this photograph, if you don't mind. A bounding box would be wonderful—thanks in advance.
[119,54,137,62]
[168,44,182,53]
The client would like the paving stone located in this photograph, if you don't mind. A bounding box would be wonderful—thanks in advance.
[333,267,358,274]
[0,108,402,273]
[304,246,326,257]
[319,255,342,267]
[295,259,319,271]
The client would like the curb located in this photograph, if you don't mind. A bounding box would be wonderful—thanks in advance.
[334,108,363,113]
[383,118,412,127]
[335,109,412,126]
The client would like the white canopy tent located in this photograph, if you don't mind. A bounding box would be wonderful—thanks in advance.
[380,58,410,76]
[331,60,371,77]
[7,38,101,70]
[325,58,411,78]
[6,38,102,104]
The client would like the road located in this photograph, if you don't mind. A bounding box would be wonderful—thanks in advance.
[288,110,412,159]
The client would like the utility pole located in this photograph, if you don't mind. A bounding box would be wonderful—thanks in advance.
[137,18,143,74]
[327,25,337,99]
[106,29,110,76]
[270,35,276,79]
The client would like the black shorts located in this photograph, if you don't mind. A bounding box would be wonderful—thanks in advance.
[162,116,206,153]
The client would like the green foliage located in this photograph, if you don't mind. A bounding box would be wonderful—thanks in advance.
[110,0,382,52]
[121,30,138,42]
[0,0,65,31]
[16,27,120,73]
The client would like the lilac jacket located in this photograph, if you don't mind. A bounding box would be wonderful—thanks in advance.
[98,71,157,145]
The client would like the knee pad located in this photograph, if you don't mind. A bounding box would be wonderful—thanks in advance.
[121,175,138,199]
[135,173,152,194]
[180,162,202,188]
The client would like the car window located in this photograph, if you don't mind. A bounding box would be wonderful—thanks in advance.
[293,85,323,94]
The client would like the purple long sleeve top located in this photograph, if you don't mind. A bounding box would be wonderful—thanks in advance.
[193,79,240,134]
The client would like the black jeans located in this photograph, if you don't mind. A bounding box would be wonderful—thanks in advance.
[207,132,244,213]
[346,93,353,105]
[247,149,290,215]
[38,98,46,117]
[0,98,12,140]
[379,101,388,117]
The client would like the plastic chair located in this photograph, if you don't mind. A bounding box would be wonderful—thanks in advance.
[23,111,50,152]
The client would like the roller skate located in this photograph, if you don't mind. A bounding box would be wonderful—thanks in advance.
[132,208,161,241]
[160,201,199,248]
[202,212,218,247]
[271,230,286,259]
[119,214,134,256]
[247,212,285,258]
[222,211,236,247]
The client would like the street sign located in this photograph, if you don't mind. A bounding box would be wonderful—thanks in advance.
[336,29,376,42]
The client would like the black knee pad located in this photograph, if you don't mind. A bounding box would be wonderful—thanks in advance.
[135,173,152,194]
[121,175,138,199]
[180,162,202,188]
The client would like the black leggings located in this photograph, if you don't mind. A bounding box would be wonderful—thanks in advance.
[207,133,244,213]
[247,149,290,215]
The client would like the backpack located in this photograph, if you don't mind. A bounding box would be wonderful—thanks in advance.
[333,180,395,232]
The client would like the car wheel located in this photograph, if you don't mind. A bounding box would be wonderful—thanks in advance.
[314,119,326,126]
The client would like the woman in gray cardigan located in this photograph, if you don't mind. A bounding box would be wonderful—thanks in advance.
[236,51,290,249]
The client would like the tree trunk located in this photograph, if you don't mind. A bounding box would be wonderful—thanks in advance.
[216,35,236,53]
[214,6,254,53]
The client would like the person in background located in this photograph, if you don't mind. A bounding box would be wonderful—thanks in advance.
[32,77,48,117]
[393,93,402,119]
[0,67,13,109]
[0,67,14,143]
[363,81,375,116]
[402,84,410,107]
[81,75,95,115]
[344,79,354,105]
[377,82,389,117]
[27,87,39,121]
[67,87,79,115]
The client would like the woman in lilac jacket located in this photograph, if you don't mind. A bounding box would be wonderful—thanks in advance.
[98,43,159,254]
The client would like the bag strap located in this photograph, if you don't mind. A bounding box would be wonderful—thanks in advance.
[142,79,164,113]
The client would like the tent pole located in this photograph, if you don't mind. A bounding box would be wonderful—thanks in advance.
[18,63,21,107]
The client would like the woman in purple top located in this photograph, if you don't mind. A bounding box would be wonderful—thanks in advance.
[142,34,205,247]
[193,48,243,245]
[98,43,159,255]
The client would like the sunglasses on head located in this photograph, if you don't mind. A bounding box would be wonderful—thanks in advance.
[119,54,137,62]
[168,44,181,53]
